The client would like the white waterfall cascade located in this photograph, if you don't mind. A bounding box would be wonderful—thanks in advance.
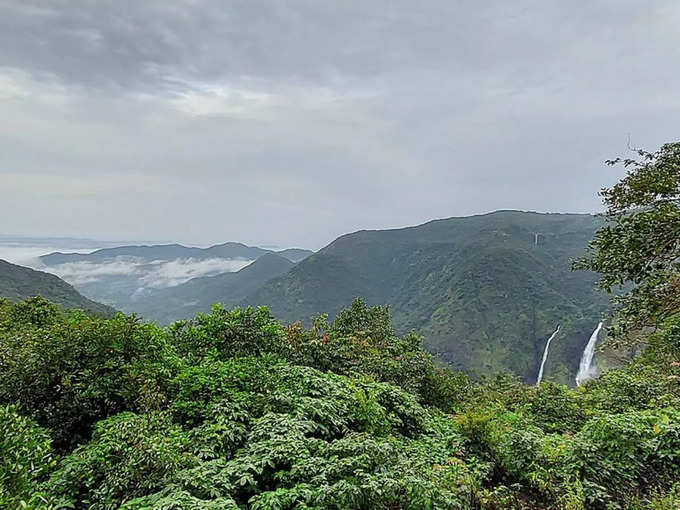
[536,325,560,385]
[576,322,604,386]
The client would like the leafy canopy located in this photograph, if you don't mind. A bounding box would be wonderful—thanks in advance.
[576,141,680,333]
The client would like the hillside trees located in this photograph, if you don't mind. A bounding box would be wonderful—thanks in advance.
[576,141,680,335]
[0,304,179,449]
[0,291,679,506]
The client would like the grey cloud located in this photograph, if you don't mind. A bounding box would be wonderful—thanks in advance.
[45,257,252,287]
[138,258,253,288]
[1,1,680,248]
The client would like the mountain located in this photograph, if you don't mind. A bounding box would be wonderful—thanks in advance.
[132,253,295,324]
[40,242,312,265]
[38,242,313,312]
[274,248,317,263]
[244,211,610,384]
[0,259,114,316]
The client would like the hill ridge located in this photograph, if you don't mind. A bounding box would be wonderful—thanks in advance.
[0,259,114,316]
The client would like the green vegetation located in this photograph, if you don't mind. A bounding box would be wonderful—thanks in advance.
[1,142,679,508]
[576,142,680,339]
[0,259,114,316]
[1,294,678,509]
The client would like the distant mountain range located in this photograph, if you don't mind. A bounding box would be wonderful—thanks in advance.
[0,259,114,316]
[41,242,312,265]
[38,242,313,312]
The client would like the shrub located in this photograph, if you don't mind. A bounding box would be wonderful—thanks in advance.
[569,409,680,507]
[0,405,55,507]
[527,382,586,433]
[0,312,178,448]
[45,411,198,509]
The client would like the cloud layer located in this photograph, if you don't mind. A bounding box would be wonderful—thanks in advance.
[2,1,680,248]
[45,257,253,288]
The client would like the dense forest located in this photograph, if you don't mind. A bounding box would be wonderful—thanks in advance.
[1,143,679,509]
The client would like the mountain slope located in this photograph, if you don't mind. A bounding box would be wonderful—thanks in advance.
[135,253,295,324]
[244,211,610,384]
[0,259,114,316]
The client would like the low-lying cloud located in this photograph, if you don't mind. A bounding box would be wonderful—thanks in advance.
[139,258,253,288]
[45,256,253,288]
[0,244,102,268]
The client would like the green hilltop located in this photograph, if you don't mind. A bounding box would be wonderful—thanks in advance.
[135,253,295,324]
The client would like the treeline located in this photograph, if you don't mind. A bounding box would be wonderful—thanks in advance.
[1,142,680,509]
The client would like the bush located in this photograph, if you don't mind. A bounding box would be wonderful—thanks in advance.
[0,405,55,507]
[569,409,680,507]
[9,296,60,328]
[0,311,178,448]
[45,411,198,509]
[527,382,586,433]
[1,294,679,508]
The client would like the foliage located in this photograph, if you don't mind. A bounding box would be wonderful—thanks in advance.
[0,293,678,509]
[0,405,54,508]
[168,299,470,412]
[45,411,198,509]
[9,295,60,328]
[576,141,680,334]
[0,301,178,449]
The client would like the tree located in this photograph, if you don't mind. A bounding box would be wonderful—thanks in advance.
[576,141,680,335]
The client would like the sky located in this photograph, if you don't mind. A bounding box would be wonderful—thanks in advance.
[2,1,679,250]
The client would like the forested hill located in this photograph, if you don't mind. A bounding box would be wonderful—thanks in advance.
[244,210,610,384]
[0,259,114,316]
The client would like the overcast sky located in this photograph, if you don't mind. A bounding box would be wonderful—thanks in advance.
[2,1,679,249]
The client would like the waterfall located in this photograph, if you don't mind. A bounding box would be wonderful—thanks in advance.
[536,325,560,385]
[576,322,604,386]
